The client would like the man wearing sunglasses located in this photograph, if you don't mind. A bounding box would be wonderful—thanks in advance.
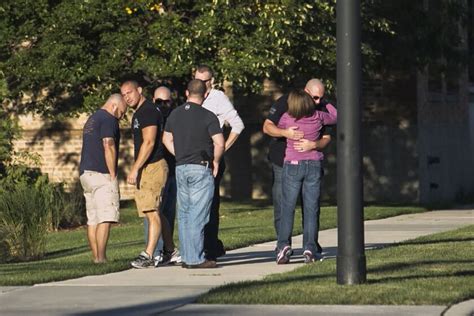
[263,78,334,260]
[194,65,245,262]
[139,86,181,266]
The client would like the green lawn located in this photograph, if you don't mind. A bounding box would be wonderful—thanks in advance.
[0,201,426,286]
[199,225,474,306]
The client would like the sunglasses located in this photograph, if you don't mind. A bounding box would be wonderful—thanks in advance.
[312,95,323,101]
[155,98,171,103]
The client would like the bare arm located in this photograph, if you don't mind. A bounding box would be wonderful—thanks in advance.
[225,132,239,152]
[262,119,304,140]
[103,137,117,179]
[294,135,332,153]
[127,125,157,185]
[162,131,175,156]
[212,133,225,177]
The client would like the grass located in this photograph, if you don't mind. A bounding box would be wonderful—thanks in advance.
[0,200,427,286]
[198,225,474,306]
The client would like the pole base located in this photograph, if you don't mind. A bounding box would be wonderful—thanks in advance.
[337,254,367,285]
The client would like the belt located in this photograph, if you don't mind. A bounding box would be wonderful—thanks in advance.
[198,161,211,168]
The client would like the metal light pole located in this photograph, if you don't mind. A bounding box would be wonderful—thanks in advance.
[336,0,367,284]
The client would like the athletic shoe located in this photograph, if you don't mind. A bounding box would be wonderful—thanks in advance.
[159,249,182,265]
[303,250,314,264]
[131,251,154,269]
[153,252,163,267]
[276,246,292,264]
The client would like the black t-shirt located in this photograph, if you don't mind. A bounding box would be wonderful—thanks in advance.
[156,101,176,175]
[266,94,333,167]
[131,99,165,166]
[165,102,222,166]
[79,109,120,175]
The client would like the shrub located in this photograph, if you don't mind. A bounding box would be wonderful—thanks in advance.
[0,183,50,262]
[0,162,86,262]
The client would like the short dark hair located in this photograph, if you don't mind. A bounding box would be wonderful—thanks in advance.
[187,79,206,98]
[120,80,140,89]
[195,64,213,77]
[287,89,315,120]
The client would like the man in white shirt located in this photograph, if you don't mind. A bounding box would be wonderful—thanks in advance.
[194,65,245,261]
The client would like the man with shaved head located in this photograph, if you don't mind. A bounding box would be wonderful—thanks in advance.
[263,78,334,261]
[120,80,176,269]
[142,85,181,266]
[79,93,127,263]
[163,79,224,268]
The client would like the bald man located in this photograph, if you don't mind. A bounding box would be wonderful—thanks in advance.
[263,79,333,259]
[79,93,127,263]
[141,86,180,265]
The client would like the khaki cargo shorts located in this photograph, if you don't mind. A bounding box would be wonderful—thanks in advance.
[80,171,120,225]
[135,159,168,217]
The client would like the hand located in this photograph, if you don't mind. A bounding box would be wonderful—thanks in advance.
[284,126,304,140]
[127,169,138,185]
[293,139,316,152]
[212,161,219,178]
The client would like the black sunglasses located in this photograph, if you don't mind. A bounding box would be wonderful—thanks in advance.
[312,95,323,101]
[155,98,171,103]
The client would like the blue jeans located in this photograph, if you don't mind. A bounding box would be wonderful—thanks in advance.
[277,160,322,255]
[176,164,214,265]
[144,175,177,257]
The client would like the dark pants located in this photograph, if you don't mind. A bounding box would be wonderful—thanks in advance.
[204,159,226,260]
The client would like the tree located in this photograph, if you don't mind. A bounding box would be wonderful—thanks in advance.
[0,0,397,116]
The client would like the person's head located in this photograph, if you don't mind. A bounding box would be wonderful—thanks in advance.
[104,93,127,120]
[120,80,143,108]
[305,78,325,105]
[287,89,315,120]
[186,79,207,104]
[193,64,213,93]
[153,86,172,108]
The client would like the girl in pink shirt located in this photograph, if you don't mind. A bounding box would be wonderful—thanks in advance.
[276,89,337,264]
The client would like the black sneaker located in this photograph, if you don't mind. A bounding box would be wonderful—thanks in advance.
[131,251,154,269]
[159,249,181,266]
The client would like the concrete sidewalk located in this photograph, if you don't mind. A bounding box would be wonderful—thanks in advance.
[0,209,472,316]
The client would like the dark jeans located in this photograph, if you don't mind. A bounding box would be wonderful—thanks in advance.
[204,159,226,260]
[277,160,323,255]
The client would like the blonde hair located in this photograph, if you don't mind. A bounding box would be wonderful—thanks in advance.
[287,89,314,120]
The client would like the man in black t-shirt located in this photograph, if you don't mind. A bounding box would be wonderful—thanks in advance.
[79,94,127,263]
[263,79,333,257]
[120,80,176,269]
[163,79,224,269]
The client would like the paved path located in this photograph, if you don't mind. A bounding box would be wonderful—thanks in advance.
[0,209,472,315]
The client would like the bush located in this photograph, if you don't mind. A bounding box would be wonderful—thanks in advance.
[0,163,86,262]
[0,183,50,262]
[50,181,86,230]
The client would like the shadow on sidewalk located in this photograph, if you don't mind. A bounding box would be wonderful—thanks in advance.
[67,294,198,316]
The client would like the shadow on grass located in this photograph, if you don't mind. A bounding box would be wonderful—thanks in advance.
[368,269,474,284]
[368,259,474,274]
[42,240,143,261]
[400,237,474,246]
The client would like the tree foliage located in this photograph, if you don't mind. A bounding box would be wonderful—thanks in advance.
[0,0,466,116]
